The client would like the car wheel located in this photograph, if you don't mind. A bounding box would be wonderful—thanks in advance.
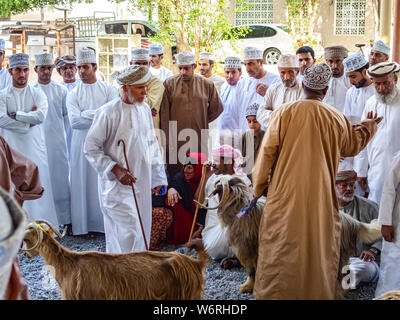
[263,48,281,65]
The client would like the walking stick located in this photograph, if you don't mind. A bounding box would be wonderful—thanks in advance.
[188,165,207,243]
[117,139,149,251]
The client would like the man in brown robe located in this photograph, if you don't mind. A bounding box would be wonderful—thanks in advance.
[252,63,381,300]
[0,136,44,300]
[160,51,223,177]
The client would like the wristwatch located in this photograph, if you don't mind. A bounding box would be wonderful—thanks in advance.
[369,247,379,256]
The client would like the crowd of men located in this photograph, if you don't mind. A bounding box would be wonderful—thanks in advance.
[1,35,400,300]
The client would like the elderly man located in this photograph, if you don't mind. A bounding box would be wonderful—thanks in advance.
[0,39,11,89]
[336,170,381,289]
[218,56,242,135]
[33,53,71,230]
[199,145,250,266]
[130,48,164,131]
[257,54,303,127]
[67,47,119,236]
[340,53,375,174]
[198,52,226,94]
[369,40,390,67]
[296,46,316,83]
[323,46,351,112]
[252,63,380,299]
[85,65,167,253]
[160,51,223,177]
[354,62,400,206]
[375,151,400,297]
[0,53,58,228]
[236,47,280,133]
[149,43,173,81]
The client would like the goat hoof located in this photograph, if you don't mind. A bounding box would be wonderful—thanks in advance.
[239,283,253,293]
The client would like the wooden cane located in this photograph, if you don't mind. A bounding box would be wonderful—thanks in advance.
[117,139,149,251]
[188,165,207,243]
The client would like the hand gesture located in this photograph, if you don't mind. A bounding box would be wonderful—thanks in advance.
[359,250,376,262]
[167,187,182,206]
[356,177,368,193]
[256,83,267,97]
[366,111,383,125]
[381,225,395,242]
[111,164,137,186]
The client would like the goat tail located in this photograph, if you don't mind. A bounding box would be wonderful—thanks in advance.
[358,219,382,244]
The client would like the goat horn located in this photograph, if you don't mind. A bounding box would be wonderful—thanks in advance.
[34,220,63,238]
[21,223,43,252]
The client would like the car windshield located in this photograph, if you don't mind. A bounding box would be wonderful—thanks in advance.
[276,25,290,34]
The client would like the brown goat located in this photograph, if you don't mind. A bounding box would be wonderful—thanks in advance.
[203,175,382,298]
[22,221,208,300]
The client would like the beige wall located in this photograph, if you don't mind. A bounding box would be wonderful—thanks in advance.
[231,0,376,54]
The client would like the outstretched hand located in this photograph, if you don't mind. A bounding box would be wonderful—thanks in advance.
[366,111,383,125]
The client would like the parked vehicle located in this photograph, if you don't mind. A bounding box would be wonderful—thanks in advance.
[218,24,294,65]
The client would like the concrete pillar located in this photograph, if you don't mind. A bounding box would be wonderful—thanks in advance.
[379,0,392,45]
[392,0,400,63]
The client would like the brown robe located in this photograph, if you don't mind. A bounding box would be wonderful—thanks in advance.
[160,74,223,172]
[0,136,44,300]
[252,99,377,300]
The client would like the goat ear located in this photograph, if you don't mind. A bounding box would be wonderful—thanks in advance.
[210,184,223,198]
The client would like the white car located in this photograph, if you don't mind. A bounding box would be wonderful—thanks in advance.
[217,24,294,65]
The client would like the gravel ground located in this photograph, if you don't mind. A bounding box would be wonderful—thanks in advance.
[19,233,375,300]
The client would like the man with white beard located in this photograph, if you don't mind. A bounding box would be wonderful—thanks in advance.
[0,53,58,228]
[340,53,375,179]
[257,54,303,127]
[323,46,351,112]
[354,62,400,206]
[336,170,380,289]
[85,65,167,253]
[67,47,119,236]
[33,52,71,231]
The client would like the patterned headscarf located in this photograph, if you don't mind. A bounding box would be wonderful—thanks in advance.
[211,144,244,175]
[336,170,357,183]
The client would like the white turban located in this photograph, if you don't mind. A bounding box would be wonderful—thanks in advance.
[9,53,29,68]
[367,62,400,78]
[224,56,241,69]
[77,47,96,64]
[303,63,332,90]
[176,51,195,66]
[34,52,54,66]
[114,65,152,86]
[277,54,298,68]
[343,53,368,73]
[243,46,263,61]
[199,52,215,61]
[149,43,163,55]
[131,48,149,61]
[372,40,390,56]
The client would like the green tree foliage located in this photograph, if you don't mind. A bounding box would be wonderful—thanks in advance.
[0,0,92,19]
[285,0,322,53]
[124,0,249,64]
